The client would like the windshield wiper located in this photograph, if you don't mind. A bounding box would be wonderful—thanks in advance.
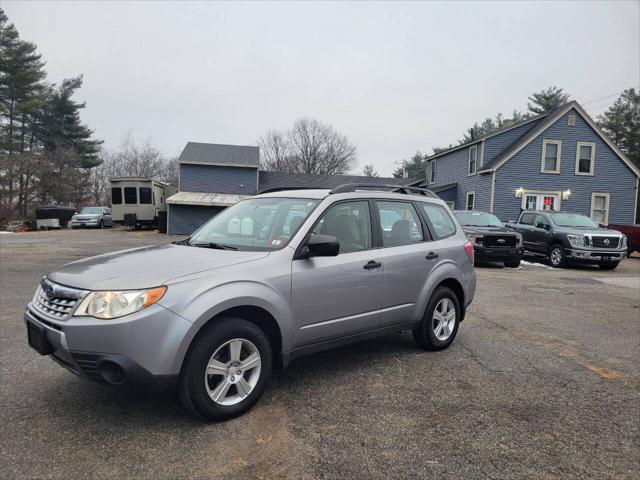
[190,242,238,251]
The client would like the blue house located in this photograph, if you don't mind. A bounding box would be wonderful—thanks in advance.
[424,101,640,225]
[167,142,416,235]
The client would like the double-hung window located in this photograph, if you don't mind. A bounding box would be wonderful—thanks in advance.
[575,142,595,175]
[429,160,436,184]
[590,193,610,224]
[466,191,475,211]
[468,146,478,175]
[541,140,561,173]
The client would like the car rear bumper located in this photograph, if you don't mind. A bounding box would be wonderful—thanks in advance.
[24,304,191,389]
[565,248,627,263]
[474,244,524,263]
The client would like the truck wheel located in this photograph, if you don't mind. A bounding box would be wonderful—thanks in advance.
[413,286,460,351]
[548,245,565,268]
[505,260,521,268]
[598,262,619,270]
[179,318,272,421]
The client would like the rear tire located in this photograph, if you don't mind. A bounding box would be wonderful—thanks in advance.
[179,318,272,421]
[548,245,565,268]
[413,286,460,351]
[505,260,521,268]
[598,262,619,270]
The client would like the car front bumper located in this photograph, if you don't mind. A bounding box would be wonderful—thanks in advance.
[24,303,192,389]
[565,248,627,263]
[70,219,100,227]
[473,244,524,263]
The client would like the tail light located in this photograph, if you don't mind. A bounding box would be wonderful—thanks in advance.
[464,241,474,262]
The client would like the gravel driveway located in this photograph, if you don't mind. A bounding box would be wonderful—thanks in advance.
[1,229,639,479]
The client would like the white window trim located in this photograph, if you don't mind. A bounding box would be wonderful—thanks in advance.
[575,141,596,176]
[445,201,455,210]
[541,139,562,174]
[590,192,610,225]
[429,160,436,184]
[468,146,478,176]
[466,191,475,210]
[519,189,563,211]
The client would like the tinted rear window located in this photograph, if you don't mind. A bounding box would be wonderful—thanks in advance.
[420,203,456,239]
[111,187,122,205]
[124,187,137,204]
[139,187,152,204]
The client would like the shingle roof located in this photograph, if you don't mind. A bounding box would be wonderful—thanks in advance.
[258,171,418,192]
[178,142,260,167]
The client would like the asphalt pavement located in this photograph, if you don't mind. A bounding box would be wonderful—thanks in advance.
[1,229,639,479]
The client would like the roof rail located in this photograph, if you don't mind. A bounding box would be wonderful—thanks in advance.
[258,186,331,194]
[329,183,438,198]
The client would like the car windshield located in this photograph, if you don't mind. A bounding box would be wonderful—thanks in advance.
[550,213,598,228]
[455,211,503,227]
[188,197,320,251]
[80,207,102,214]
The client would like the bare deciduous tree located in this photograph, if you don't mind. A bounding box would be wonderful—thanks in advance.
[362,164,378,177]
[259,118,357,175]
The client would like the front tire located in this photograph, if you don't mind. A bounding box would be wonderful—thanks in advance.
[413,286,460,351]
[179,318,272,421]
[598,262,620,270]
[548,245,565,268]
[98,220,104,229]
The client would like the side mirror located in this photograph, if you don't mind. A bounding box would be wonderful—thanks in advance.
[536,222,549,230]
[304,234,340,258]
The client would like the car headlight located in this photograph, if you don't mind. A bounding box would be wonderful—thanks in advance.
[515,233,523,245]
[74,287,166,319]
[466,233,483,243]
[567,234,585,248]
[621,235,627,248]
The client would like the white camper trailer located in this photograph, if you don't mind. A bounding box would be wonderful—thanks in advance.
[109,178,177,230]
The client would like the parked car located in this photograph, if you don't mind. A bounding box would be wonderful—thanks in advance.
[505,210,627,269]
[454,210,523,268]
[70,207,114,229]
[607,224,639,255]
[24,184,476,421]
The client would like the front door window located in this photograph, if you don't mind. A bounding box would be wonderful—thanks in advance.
[522,193,558,211]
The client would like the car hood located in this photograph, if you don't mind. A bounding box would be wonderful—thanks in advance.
[461,226,517,235]
[553,226,624,236]
[47,243,270,290]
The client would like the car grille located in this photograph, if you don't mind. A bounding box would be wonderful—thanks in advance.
[483,235,517,248]
[590,236,620,248]
[70,352,104,382]
[30,279,85,321]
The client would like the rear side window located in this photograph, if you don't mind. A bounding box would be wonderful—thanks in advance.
[111,187,122,205]
[124,187,137,204]
[520,213,536,225]
[420,203,456,239]
[376,201,423,247]
[139,187,152,204]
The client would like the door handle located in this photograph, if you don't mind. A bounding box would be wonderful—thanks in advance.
[425,252,439,260]
[363,260,382,270]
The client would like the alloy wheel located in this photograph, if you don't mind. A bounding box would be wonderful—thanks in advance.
[204,338,262,406]
[433,298,456,341]
[550,247,563,266]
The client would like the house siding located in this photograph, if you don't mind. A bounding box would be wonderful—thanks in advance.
[168,204,225,235]
[180,164,258,195]
[493,108,637,224]
[429,144,492,211]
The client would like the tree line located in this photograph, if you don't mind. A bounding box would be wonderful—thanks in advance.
[0,9,176,225]
[394,87,640,179]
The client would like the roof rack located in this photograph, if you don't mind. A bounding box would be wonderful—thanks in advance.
[258,186,330,194]
[329,183,438,198]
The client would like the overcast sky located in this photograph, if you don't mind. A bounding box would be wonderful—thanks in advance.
[4,1,639,176]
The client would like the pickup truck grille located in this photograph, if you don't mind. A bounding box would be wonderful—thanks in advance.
[29,279,85,321]
[483,235,517,248]
[590,236,620,248]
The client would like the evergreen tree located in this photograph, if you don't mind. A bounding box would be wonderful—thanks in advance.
[393,151,426,179]
[527,86,570,115]
[597,88,640,167]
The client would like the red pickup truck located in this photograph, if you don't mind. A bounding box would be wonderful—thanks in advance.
[608,224,640,254]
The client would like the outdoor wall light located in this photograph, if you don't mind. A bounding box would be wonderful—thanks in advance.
[515,187,525,198]
[562,189,571,200]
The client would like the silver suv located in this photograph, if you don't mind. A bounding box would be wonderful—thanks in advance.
[25,185,476,420]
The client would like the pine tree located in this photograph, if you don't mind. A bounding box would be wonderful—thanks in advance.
[527,86,570,115]
[598,88,640,167]
[393,151,426,179]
